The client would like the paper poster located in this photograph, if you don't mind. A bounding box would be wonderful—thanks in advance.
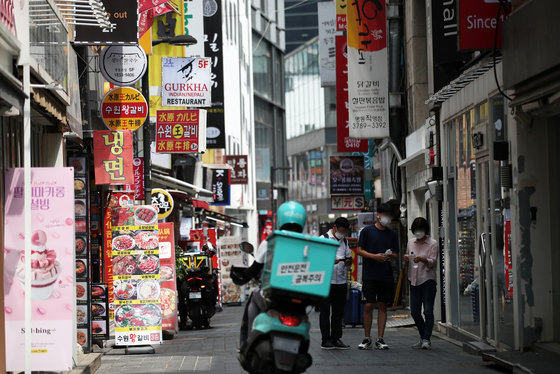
[158,222,179,332]
[218,236,243,304]
[3,168,75,371]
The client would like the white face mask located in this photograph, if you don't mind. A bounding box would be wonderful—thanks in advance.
[379,216,391,227]
[334,231,345,240]
[414,231,426,239]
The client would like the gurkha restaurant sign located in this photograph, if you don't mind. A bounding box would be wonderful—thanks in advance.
[93,131,134,185]
[155,109,207,153]
[211,168,230,206]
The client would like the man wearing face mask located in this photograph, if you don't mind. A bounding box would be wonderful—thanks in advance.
[403,217,438,349]
[356,203,399,350]
[319,217,353,350]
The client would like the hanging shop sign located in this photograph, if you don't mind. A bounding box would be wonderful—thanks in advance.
[336,0,347,31]
[211,168,231,206]
[156,109,207,153]
[184,0,205,57]
[158,222,178,332]
[459,0,509,50]
[347,0,390,139]
[330,156,365,194]
[331,195,365,211]
[224,155,249,184]
[74,0,139,45]
[3,168,74,371]
[151,188,174,220]
[111,205,162,346]
[336,35,368,152]
[140,0,170,12]
[204,1,226,148]
[124,158,145,201]
[93,131,134,185]
[161,57,212,107]
[90,283,110,341]
[99,45,148,86]
[101,87,148,131]
[318,1,336,87]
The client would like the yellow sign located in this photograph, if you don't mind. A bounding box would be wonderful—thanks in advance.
[180,255,209,269]
[101,87,148,131]
[151,188,174,220]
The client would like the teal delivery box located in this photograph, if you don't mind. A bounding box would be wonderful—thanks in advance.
[261,230,339,299]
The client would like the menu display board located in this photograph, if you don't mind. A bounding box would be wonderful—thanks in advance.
[111,205,162,345]
[158,222,178,333]
[218,236,243,304]
[70,155,92,352]
[91,283,110,340]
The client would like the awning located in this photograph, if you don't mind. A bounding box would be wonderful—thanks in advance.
[398,149,426,167]
[193,199,210,210]
[152,171,214,200]
[197,208,248,228]
[30,0,114,29]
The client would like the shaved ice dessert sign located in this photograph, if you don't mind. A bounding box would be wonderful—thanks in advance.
[3,168,75,371]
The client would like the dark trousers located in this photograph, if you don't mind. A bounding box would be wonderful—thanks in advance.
[319,283,347,341]
[410,279,437,340]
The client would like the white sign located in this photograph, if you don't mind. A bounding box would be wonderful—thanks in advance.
[100,45,148,86]
[184,0,205,57]
[318,1,336,87]
[161,57,212,107]
[292,271,325,286]
[277,262,310,276]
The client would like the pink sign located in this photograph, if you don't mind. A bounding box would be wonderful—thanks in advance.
[3,168,75,371]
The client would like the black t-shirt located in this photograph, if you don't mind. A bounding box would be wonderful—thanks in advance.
[358,224,399,282]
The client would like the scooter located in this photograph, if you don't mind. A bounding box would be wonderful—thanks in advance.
[232,234,338,374]
[178,243,217,329]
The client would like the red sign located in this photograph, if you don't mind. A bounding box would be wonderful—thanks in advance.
[124,158,145,200]
[336,35,368,153]
[1,0,14,33]
[504,220,513,299]
[330,195,365,211]
[459,0,510,50]
[158,222,178,332]
[101,87,148,131]
[93,131,134,185]
[261,220,273,242]
[139,0,170,12]
[336,0,346,31]
[156,109,206,153]
[224,155,248,184]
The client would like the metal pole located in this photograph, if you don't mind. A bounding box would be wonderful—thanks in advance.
[142,62,151,205]
[270,166,275,227]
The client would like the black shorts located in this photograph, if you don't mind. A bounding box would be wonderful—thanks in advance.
[362,280,394,305]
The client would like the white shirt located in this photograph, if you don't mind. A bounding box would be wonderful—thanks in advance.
[255,239,268,264]
[326,230,352,285]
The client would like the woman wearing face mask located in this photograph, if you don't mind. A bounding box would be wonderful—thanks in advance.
[403,217,438,350]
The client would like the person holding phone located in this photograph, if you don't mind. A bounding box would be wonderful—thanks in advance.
[320,217,353,350]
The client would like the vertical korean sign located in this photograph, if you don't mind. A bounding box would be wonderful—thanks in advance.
[336,35,368,152]
[347,0,389,139]
[93,131,134,185]
[111,205,162,345]
[204,0,226,148]
[4,168,74,371]
[124,158,145,201]
[318,1,336,87]
[158,222,178,332]
[224,155,249,184]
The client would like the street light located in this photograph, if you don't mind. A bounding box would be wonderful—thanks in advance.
[143,34,198,205]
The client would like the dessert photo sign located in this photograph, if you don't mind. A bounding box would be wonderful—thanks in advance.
[3,168,75,371]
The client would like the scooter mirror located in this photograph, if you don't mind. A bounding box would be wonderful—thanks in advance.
[240,241,254,254]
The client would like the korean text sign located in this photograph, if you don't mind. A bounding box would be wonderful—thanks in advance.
[101,87,148,131]
[318,1,336,87]
[346,0,390,139]
[156,109,207,153]
[124,158,145,200]
[3,168,74,371]
[161,57,212,107]
[224,155,248,184]
[111,205,162,346]
[211,168,231,206]
[93,131,134,185]
[158,222,178,332]
[330,156,365,194]
[336,35,368,152]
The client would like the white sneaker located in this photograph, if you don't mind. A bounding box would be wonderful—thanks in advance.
[375,338,389,350]
[421,339,431,349]
[358,337,372,350]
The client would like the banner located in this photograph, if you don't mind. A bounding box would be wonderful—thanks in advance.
[347,0,389,139]
[336,0,347,31]
[218,236,243,304]
[111,205,162,346]
[3,168,74,371]
[330,156,364,194]
[224,155,249,184]
[211,168,231,206]
[336,35,368,152]
[318,1,336,87]
[156,109,207,153]
[93,131,134,185]
[204,0,226,148]
[124,158,145,201]
[158,222,178,332]
[184,0,205,57]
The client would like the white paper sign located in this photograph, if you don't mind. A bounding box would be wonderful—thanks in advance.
[161,57,212,107]
[318,1,336,87]
[100,45,147,86]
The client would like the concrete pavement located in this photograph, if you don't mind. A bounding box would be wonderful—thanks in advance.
[96,305,500,374]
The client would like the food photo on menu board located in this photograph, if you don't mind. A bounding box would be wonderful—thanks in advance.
[91,283,109,340]
[111,205,158,227]
[113,254,159,276]
[112,230,159,251]
[114,279,161,301]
